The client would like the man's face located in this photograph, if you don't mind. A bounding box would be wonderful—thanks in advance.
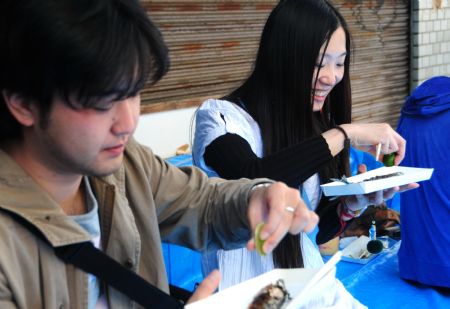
[312,26,347,112]
[31,94,140,177]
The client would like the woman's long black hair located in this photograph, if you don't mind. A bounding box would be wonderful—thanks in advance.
[225,0,353,268]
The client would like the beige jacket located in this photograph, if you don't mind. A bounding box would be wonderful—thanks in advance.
[0,140,266,309]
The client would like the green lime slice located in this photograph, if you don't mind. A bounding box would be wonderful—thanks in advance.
[254,222,266,256]
[383,152,396,167]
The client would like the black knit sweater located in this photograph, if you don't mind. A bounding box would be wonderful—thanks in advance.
[203,133,345,244]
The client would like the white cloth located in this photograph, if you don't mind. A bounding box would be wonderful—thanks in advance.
[217,234,324,290]
[303,174,321,211]
[193,99,263,177]
[299,278,367,309]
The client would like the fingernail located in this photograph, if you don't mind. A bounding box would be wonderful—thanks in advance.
[260,231,268,240]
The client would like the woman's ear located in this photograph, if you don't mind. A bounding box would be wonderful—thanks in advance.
[2,90,36,127]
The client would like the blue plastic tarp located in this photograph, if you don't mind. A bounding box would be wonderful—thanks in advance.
[163,154,203,291]
[339,242,450,308]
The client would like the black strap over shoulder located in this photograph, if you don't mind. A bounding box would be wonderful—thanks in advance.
[55,242,184,309]
[2,209,190,308]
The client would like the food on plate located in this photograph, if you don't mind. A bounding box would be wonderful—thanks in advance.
[330,171,404,185]
[361,172,404,182]
[254,222,266,256]
[248,279,291,309]
[322,166,433,197]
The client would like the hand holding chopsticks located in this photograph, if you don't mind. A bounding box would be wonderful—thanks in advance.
[334,123,406,165]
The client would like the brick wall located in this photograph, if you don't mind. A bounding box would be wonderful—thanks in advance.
[411,0,450,89]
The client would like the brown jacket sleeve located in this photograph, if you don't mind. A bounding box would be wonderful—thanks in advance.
[124,139,272,252]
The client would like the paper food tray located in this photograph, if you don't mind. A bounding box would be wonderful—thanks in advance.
[320,166,433,196]
[341,236,374,264]
[341,236,396,264]
[185,252,342,309]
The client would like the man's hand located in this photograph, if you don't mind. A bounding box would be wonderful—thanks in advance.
[186,270,221,304]
[186,182,316,304]
[246,182,318,255]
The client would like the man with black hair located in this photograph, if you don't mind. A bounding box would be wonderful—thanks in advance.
[0,0,317,308]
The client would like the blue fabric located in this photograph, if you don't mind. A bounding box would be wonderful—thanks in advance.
[162,155,204,291]
[401,76,450,117]
[396,76,450,288]
[338,242,450,308]
[349,146,383,176]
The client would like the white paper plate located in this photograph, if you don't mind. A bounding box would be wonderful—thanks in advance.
[340,235,396,264]
[340,236,374,264]
[185,252,342,309]
[320,166,433,196]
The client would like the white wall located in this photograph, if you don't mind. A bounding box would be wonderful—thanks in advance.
[134,107,197,158]
[411,0,450,89]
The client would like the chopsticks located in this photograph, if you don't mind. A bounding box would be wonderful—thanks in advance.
[375,143,382,161]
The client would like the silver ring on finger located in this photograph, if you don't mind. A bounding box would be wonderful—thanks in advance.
[285,206,296,214]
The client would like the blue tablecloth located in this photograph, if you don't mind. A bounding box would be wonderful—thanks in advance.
[337,242,450,308]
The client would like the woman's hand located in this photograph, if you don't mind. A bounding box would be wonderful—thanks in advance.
[340,123,406,165]
[343,164,419,212]
[344,187,398,211]
[246,182,318,255]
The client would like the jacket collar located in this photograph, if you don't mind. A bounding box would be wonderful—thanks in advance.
[0,148,93,247]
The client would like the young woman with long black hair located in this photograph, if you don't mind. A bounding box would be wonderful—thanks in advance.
[193,0,410,294]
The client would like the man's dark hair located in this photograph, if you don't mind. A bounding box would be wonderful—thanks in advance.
[0,0,169,142]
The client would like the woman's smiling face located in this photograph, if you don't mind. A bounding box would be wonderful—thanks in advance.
[312,26,347,112]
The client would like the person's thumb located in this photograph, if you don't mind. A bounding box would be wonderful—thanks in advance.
[187,269,221,304]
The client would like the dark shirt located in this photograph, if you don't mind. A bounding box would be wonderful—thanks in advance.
[204,133,343,244]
